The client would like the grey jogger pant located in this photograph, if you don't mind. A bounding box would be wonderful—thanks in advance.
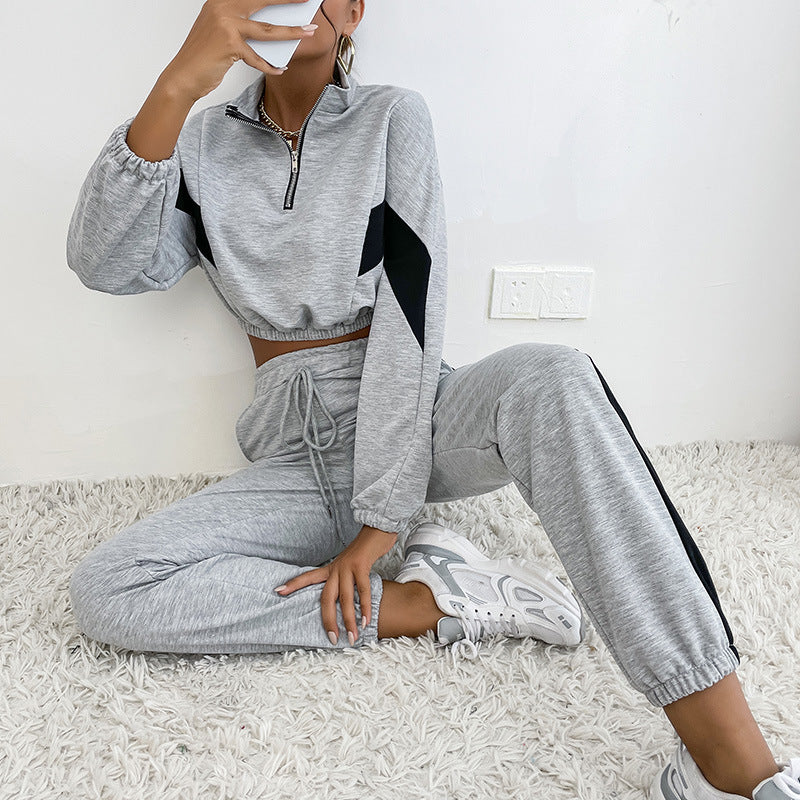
[68,338,741,707]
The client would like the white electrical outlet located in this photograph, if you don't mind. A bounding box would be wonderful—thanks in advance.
[489,267,544,319]
[539,269,593,318]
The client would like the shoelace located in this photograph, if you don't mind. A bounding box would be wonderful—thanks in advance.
[771,757,800,797]
[445,611,522,667]
[278,366,342,543]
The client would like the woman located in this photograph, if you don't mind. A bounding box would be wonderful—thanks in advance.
[65,2,799,798]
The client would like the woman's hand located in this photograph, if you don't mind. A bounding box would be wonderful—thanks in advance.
[274,525,398,646]
[160,0,318,103]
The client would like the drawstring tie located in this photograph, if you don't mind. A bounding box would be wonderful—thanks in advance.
[278,366,342,543]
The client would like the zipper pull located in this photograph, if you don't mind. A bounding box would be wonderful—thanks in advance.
[290,146,299,174]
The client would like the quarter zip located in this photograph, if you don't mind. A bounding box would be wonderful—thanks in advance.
[224,83,331,210]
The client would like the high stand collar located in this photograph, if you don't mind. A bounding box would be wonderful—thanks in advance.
[226,59,359,121]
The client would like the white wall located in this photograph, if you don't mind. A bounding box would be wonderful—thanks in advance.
[2,0,798,486]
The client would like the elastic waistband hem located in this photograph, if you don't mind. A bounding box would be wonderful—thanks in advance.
[241,309,374,342]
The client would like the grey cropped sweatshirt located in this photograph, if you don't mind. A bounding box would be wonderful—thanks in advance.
[66,62,449,537]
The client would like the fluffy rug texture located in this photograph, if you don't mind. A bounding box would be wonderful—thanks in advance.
[1,440,799,800]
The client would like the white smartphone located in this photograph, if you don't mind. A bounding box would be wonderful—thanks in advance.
[246,1,326,69]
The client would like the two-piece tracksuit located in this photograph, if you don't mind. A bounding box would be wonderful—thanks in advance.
[65,61,740,706]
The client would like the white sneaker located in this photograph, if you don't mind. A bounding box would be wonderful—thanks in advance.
[393,522,587,663]
[650,737,800,800]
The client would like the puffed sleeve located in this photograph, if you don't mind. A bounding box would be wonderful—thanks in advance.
[349,90,449,535]
[66,112,202,294]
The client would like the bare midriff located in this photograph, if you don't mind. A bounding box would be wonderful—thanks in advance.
[248,324,371,369]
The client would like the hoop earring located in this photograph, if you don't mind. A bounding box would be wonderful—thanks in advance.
[336,33,355,75]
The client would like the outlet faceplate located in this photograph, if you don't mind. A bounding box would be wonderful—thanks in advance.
[489,267,544,319]
[539,269,593,318]
[489,266,594,320]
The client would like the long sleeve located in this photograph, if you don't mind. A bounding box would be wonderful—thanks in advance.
[66,114,201,295]
[349,91,448,536]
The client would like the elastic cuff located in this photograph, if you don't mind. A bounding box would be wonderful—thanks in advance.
[351,507,412,537]
[644,646,741,707]
[104,116,179,182]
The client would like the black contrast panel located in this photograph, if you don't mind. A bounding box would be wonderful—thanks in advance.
[176,168,215,267]
[359,202,385,276]
[585,353,741,665]
[382,201,431,351]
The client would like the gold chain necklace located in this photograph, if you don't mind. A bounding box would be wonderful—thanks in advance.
[258,74,342,140]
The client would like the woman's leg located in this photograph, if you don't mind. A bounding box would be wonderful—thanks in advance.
[68,335,462,655]
[424,342,778,794]
[69,458,384,655]
[376,578,445,639]
[663,673,779,797]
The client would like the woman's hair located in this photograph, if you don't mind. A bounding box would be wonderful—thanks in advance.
[320,0,363,83]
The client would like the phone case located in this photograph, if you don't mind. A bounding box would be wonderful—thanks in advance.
[245,1,325,69]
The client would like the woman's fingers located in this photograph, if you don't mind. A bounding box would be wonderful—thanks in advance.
[337,569,372,645]
[356,573,371,630]
[238,17,317,43]
[338,573,358,646]
[320,571,340,644]
[274,565,327,595]
[274,560,372,647]
[237,17,317,73]
[236,40,289,75]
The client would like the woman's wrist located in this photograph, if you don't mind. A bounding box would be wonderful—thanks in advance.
[357,525,398,560]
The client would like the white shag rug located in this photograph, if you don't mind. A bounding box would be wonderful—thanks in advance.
[1,440,799,800]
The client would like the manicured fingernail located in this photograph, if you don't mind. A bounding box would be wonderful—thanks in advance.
[302,24,318,30]
[274,585,287,593]
[348,630,355,646]
[328,631,338,645]
[361,615,367,629]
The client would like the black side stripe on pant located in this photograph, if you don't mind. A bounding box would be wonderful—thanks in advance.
[584,352,741,665]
